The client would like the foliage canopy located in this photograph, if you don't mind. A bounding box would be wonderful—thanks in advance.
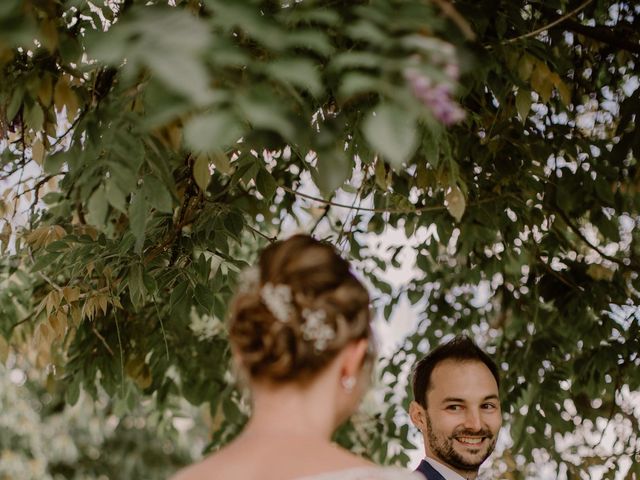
[1,0,639,478]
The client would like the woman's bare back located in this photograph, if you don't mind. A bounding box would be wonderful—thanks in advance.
[172,434,376,480]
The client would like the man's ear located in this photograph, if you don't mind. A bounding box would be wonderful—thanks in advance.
[409,400,427,431]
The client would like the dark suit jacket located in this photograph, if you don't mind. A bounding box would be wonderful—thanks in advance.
[415,459,447,480]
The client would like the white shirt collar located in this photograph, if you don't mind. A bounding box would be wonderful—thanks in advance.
[424,456,466,480]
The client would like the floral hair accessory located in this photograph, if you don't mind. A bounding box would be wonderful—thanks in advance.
[260,282,294,322]
[301,308,336,351]
[259,281,336,350]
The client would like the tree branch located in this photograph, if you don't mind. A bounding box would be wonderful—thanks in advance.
[558,19,640,55]
[280,185,500,214]
[503,0,593,44]
[553,205,639,269]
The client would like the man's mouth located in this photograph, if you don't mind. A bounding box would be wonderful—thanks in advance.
[455,436,486,446]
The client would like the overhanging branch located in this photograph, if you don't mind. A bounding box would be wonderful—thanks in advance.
[557,19,640,55]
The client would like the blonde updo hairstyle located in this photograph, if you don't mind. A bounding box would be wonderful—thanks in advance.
[229,234,372,383]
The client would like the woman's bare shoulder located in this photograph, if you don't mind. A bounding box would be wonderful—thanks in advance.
[296,467,423,480]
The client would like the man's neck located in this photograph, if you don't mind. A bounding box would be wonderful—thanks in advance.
[424,455,478,480]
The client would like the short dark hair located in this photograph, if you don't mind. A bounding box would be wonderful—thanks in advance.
[412,335,500,407]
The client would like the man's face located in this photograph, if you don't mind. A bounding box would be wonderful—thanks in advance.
[412,359,502,475]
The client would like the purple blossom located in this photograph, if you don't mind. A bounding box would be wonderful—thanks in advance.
[404,69,466,126]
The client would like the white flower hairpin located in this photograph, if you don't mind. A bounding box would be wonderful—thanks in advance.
[258,281,336,351]
[301,308,336,351]
[260,282,294,322]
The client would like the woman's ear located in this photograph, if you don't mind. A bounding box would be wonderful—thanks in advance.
[340,338,369,380]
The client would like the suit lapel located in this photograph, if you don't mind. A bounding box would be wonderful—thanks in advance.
[415,459,447,480]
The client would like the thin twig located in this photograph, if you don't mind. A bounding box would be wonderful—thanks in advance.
[152,295,170,361]
[115,316,125,396]
[338,164,371,247]
[281,184,499,214]
[502,0,593,44]
[595,376,620,446]
[553,205,637,268]
[430,0,476,41]
[92,326,115,356]
[247,224,277,242]
[51,108,87,148]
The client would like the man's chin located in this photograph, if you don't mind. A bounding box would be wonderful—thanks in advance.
[449,444,492,469]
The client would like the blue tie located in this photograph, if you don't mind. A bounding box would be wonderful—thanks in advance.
[415,459,447,480]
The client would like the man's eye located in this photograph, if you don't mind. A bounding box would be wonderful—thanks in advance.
[482,403,497,409]
[446,405,463,411]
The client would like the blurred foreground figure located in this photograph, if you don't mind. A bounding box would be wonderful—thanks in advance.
[409,336,502,480]
[173,234,421,480]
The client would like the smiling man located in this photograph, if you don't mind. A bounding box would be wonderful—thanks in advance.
[409,335,502,480]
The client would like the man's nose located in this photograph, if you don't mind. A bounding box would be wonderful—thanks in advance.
[463,409,482,431]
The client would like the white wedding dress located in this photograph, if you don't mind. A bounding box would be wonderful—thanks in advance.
[296,467,423,480]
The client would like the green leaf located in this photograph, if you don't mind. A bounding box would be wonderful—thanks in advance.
[256,168,277,201]
[6,88,24,122]
[264,58,323,97]
[105,177,128,213]
[143,175,173,213]
[338,73,380,100]
[362,103,419,169]
[285,30,334,57]
[31,252,60,271]
[184,111,242,154]
[44,151,68,175]
[65,379,81,406]
[86,185,109,228]
[330,51,382,71]
[129,191,147,254]
[315,149,352,194]
[346,20,389,46]
[237,94,295,140]
[24,101,44,131]
[128,263,145,308]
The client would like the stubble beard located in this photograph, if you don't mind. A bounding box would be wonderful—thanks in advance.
[425,414,497,473]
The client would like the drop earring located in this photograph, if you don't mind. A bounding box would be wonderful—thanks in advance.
[341,376,356,392]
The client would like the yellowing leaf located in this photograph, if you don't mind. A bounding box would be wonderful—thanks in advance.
[45,290,61,317]
[518,54,534,82]
[40,19,59,52]
[556,79,572,106]
[530,62,553,104]
[38,76,53,106]
[416,161,430,190]
[193,154,211,192]
[97,294,108,315]
[54,78,79,120]
[49,311,67,339]
[70,305,81,326]
[32,138,45,165]
[445,185,466,222]
[586,264,615,281]
[374,158,388,191]
[0,335,9,364]
[211,150,232,175]
[516,89,532,123]
[63,286,80,303]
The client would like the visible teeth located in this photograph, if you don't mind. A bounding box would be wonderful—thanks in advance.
[458,437,483,444]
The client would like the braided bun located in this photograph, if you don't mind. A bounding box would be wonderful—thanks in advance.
[229,234,371,382]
